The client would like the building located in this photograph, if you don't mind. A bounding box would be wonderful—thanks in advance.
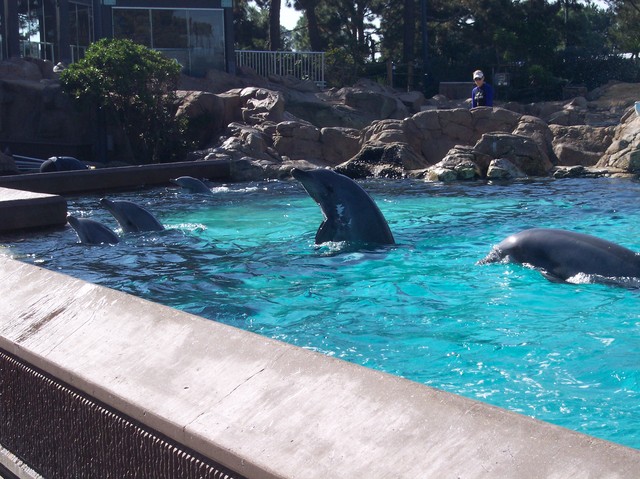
[1,1,235,77]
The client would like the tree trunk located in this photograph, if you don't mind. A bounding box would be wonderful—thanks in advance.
[269,0,282,51]
[299,0,322,51]
[402,0,416,65]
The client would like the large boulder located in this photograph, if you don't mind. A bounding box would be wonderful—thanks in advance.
[175,90,241,148]
[0,58,44,81]
[550,124,614,166]
[597,107,640,173]
[470,107,521,135]
[240,87,285,125]
[424,146,485,181]
[0,79,89,144]
[486,158,528,180]
[336,142,424,178]
[320,127,362,166]
[474,132,554,176]
[273,121,323,162]
[512,115,557,165]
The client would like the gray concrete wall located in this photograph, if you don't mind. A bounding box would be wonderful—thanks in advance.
[1,256,639,478]
[0,159,232,195]
[0,188,67,232]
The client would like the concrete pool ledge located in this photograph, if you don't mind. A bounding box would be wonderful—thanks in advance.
[0,256,639,477]
[0,187,67,232]
[0,158,232,195]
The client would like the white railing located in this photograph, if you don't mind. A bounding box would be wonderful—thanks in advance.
[235,50,325,87]
[20,40,55,63]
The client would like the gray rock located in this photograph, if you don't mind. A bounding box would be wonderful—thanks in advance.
[487,158,527,180]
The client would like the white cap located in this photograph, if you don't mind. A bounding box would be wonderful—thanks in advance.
[473,70,484,80]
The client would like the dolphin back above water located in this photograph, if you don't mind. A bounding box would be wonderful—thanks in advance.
[67,215,119,245]
[291,168,395,246]
[100,198,164,233]
[479,228,640,283]
[170,176,213,195]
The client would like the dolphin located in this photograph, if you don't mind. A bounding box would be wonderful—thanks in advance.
[67,215,119,245]
[170,176,213,195]
[99,198,164,233]
[291,168,395,246]
[479,228,640,283]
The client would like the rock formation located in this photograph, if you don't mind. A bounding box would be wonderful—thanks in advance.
[0,57,639,182]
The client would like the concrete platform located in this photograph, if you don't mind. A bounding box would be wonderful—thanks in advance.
[0,159,232,195]
[0,187,67,232]
[1,256,639,478]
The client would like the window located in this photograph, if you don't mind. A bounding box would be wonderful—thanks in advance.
[18,0,55,61]
[69,1,94,61]
[112,8,225,76]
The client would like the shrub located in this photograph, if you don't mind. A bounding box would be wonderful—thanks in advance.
[60,38,191,164]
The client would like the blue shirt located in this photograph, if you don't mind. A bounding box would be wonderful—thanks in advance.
[472,83,494,107]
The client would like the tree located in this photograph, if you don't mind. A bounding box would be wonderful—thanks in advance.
[60,39,189,164]
[269,0,283,50]
[608,0,640,58]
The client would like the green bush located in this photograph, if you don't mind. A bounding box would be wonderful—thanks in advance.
[60,38,191,164]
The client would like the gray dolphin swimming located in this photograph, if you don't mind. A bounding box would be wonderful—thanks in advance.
[170,176,213,195]
[479,228,640,283]
[67,215,119,245]
[99,198,164,233]
[291,168,395,245]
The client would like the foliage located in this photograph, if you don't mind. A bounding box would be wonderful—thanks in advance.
[243,0,640,101]
[234,0,270,50]
[60,38,190,164]
[325,48,364,87]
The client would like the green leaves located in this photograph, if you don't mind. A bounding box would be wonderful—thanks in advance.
[60,39,189,164]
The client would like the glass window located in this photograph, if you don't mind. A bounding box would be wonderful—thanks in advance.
[152,10,187,49]
[18,0,55,61]
[70,1,94,61]
[187,9,225,75]
[112,8,226,76]
[113,9,151,47]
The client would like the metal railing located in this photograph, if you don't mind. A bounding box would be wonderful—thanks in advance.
[235,50,325,87]
[20,40,55,63]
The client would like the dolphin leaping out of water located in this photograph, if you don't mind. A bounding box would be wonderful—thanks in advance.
[100,198,164,233]
[479,228,640,284]
[170,176,213,195]
[291,168,395,246]
[67,215,119,245]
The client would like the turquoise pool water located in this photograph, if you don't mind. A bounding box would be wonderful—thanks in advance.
[2,177,640,449]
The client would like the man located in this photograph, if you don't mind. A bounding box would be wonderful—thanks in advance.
[471,70,493,108]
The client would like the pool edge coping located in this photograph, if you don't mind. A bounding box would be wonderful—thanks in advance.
[1,256,639,478]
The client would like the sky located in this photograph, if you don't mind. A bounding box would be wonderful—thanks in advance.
[281,3,302,29]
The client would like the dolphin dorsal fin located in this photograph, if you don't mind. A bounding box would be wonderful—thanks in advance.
[315,220,337,244]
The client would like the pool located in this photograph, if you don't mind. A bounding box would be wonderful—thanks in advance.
[2,177,639,449]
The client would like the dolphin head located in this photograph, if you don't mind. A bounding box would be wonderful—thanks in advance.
[99,198,164,233]
[292,168,395,246]
[67,215,119,245]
